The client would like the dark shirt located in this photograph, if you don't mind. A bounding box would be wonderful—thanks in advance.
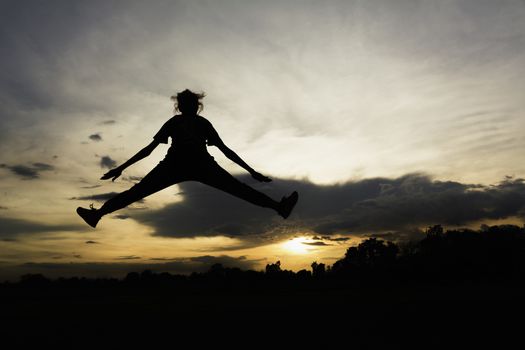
[153,114,221,162]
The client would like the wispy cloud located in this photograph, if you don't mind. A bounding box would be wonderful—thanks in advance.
[80,185,102,189]
[70,192,120,202]
[302,241,332,246]
[116,255,141,260]
[312,236,351,242]
[0,216,84,239]
[71,192,144,204]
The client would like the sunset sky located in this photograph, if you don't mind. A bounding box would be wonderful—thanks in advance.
[1,0,525,280]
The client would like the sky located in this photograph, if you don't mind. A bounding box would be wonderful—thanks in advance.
[1,0,525,280]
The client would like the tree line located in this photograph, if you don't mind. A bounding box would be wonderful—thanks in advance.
[5,224,525,288]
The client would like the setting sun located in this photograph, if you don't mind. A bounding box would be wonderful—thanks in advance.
[281,237,312,254]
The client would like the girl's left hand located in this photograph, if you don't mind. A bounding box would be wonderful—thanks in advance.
[101,167,122,182]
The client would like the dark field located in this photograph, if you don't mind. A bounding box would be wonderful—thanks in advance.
[2,279,524,347]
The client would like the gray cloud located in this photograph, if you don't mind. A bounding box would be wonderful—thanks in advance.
[133,180,281,241]
[0,163,55,180]
[0,216,84,239]
[312,175,525,235]
[70,192,120,202]
[85,240,99,244]
[89,133,102,142]
[131,174,525,243]
[100,156,117,169]
[6,165,38,179]
[101,120,116,125]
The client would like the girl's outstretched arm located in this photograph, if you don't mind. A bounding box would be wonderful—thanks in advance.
[215,142,272,182]
[101,140,160,181]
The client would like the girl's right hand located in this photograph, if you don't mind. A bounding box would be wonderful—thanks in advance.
[101,167,122,182]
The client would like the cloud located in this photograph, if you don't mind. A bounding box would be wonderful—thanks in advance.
[32,163,54,171]
[7,255,261,280]
[122,175,143,183]
[302,241,332,246]
[101,120,116,125]
[0,206,7,210]
[116,255,141,260]
[100,156,116,169]
[70,192,144,204]
[114,214,130,220]
[80,185,102,189]
[312,175,525,235]
[70,192,120,202]
[85,240,99,244]
[6,165,38,179]
[312,236,351,242]
[187,255,259,268]
[368,229,425,242]
[89,133,102,142]
[0,216,84,239]
[0,163,55,180]
[131,174,525,243]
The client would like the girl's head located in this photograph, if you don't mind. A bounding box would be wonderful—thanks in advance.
[171,89,205,115]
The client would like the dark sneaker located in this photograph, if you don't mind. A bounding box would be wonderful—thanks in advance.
[76,205,101,228]
[278,191,299,219]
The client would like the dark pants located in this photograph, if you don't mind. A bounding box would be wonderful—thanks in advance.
[99,159,277,216]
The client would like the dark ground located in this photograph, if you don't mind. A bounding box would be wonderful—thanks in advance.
[1,280,524,348]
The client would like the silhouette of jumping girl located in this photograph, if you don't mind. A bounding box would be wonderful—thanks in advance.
[77,89,299,228]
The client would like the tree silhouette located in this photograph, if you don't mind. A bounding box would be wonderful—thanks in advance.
[265,260,282,275]
[311,261,326,278]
